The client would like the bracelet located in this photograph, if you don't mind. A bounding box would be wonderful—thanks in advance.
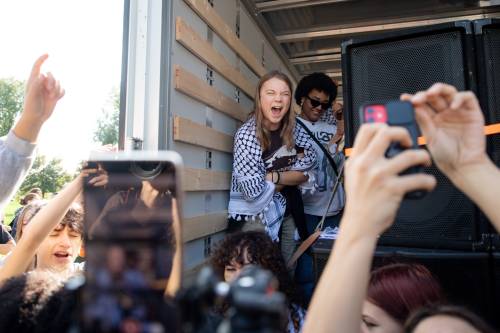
[275,171,281,185]
[271,171,275,184]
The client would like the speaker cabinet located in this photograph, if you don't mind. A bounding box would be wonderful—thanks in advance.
[341,21,488,250]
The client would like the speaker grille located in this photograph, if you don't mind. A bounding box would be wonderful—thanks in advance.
[380,165,477,248]
[348,30,468,138]
[343,24,479,250]
[482,26,500,167]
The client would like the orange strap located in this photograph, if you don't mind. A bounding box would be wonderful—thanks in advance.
[344,123,500,157]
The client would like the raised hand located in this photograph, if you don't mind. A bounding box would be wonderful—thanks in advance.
[401,83,488,180]
[14,54,65,142]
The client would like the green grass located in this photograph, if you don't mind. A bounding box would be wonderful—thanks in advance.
[3,198,21,226]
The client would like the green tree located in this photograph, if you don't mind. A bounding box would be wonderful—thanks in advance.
[20,155,73,196]
[0,78,24,136]
[93,89,119,145]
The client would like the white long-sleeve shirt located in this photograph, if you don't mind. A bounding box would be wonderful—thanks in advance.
[0,130,36,212]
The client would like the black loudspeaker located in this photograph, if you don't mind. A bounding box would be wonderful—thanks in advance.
[342,21,482,250]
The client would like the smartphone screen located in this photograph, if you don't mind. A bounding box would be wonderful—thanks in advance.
[80,152,182,332]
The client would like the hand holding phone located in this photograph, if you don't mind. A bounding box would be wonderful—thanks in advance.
[360,101,426,199]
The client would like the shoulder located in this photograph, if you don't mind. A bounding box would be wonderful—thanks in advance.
[235,117,256,136]
[234,117,258,147]
[293,120,310,139]
[319,108,337,125]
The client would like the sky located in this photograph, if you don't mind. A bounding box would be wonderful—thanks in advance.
[0,0,124,172]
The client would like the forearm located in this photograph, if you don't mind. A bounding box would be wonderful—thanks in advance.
[304,217,378,333]
[0,176,83,281]
[449,159,500,229]
[277,170,308,186]
[12,115,44,143]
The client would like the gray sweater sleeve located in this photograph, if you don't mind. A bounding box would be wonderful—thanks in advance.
[0,131,36,212]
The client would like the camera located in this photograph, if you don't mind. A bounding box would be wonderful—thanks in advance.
[177,265,287,333]
[360,100,426,199]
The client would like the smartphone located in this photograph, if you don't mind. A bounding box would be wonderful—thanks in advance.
[79,151,183,332]
[359,100,426,199]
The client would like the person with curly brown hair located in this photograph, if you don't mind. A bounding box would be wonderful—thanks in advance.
[210,230,306,333]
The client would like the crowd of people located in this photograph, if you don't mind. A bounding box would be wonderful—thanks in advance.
[0,54,499,332]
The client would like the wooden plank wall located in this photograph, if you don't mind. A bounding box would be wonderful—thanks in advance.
[171,1,295,256]
[172,0,275,243]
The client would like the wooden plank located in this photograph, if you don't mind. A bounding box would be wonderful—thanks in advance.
[182,167,231,192]
[176,17,256,98]
[290,53,341,64]
[173,116,234,153]
[174,65,249,122]
[276,13,493,42]
[183,0,267,77]
[183,258,210,285]
[183,211,228,242]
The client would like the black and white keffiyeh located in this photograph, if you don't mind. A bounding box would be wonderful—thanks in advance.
[228,116,317,241]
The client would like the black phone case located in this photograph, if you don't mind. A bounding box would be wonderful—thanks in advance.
[359,101,426,199]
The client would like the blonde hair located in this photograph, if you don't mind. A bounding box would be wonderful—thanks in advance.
[252,71,295,151]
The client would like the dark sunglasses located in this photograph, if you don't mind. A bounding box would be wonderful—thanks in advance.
[306,95,330,110]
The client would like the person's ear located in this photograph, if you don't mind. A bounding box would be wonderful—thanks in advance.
[300,96,305,107]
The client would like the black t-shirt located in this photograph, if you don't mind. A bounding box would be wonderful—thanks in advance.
[0,225,13,244]
[262,129,303,172]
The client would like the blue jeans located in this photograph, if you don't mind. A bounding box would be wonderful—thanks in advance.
[294,213,342,305]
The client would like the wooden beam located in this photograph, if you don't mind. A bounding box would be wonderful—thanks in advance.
[182,167,231,192]
[183,0,267,77]
[174,65,248,122]
[276,13,493,43]
[290,47,341,58]
[290,53,341,64]
[326,71,342,78]
[173,116,234,153]
[256,0,353,12]
[183,211,228,242]
[176,17,256,97]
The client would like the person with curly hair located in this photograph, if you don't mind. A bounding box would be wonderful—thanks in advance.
[210,231,306,333]
[294,72,345,303]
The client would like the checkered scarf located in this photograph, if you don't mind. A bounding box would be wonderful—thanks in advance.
[228,116,316,241]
